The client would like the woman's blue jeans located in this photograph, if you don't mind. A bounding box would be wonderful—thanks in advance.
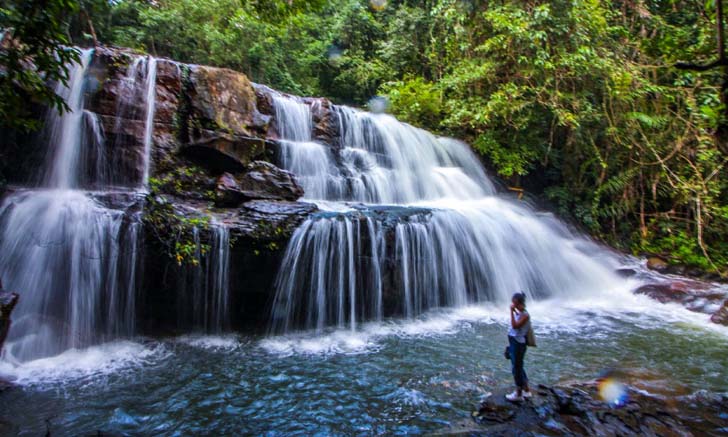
[508,335,528,389]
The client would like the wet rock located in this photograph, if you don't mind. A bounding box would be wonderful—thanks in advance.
[225,200,318,241]
[86,45,138,118]
[187,66,268,138]
[96,115,176,185]
[153,59,183,125]
[182,133,270,174]
[710,300,728,325]
[307,97,337,144]
[0,279,19,354]
[615,268,637,277]
[239,161,303,200]
[634,280,726,316]
[215,172,244,207]
[88,46,181,126]
[646,256,668,272]
[214,163,303,207]
[465,382,728,436]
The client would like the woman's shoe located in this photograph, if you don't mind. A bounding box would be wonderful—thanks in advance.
[505,391,524,402]
[522,390,533,399]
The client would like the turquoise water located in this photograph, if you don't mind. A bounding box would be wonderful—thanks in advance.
[1,294,726,435]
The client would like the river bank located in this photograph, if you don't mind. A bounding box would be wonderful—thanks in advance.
[459,382,728,436]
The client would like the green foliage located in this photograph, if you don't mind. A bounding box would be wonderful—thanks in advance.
[149,164,215,201]
[7,0,726,273]
[144,184,211,266]
[0,0,80,131]
[380,76,442,127]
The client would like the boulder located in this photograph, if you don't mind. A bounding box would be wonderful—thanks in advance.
[711,299,728,326]
[183,133,270,174]
[187,66,268,138]
[646,256,668,272]
[635,280,726,317]
[0,280,19,355]
[463,382,728,436]
[215,172,244,207]
[214,163,303,207]
[239,161,303,201]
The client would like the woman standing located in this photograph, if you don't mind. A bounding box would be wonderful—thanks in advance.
[506,292,532,402]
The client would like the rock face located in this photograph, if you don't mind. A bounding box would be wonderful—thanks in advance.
[0,280,19,355]
[138,195,317,334]
[186,66,268,139]
[86,46,181,185]
[53,45,320,334]
[711,299,728,325]
[646,256,668,272]
[183,135,271,173]
[635,279,727,325]
[461,383,728,436]
[214,162,304,207]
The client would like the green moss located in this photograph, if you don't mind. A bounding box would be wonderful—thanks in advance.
[151,164,216,201]
[143,188,211,266]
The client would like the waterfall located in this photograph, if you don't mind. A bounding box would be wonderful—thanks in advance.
[111,55,157,188]
[45,50,95,189]
[273,94,313,142]
[270,96,624,334]
[0,49,155,362]
[275,99,495,203]
[0,191,140,361]
[176,224,231,333]
[141,57,157,189]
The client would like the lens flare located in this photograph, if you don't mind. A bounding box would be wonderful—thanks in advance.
[368,96,389,114]
[598,377,629,407]
[370,0,387,11]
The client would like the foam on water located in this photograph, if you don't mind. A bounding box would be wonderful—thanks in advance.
[0,341,169,386]
[262,280,728,357]
[176,334,242,351]
[267,95,643,335]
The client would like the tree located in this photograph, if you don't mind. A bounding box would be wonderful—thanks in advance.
[0,0,80,131]
[675,0,728,155]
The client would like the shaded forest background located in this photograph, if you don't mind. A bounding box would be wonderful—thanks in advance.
[2,0,727,274]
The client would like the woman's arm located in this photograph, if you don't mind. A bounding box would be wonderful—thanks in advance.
[510,307,530,329]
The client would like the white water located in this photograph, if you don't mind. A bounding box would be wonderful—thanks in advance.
[45,50,95,189]
[112,55,157,187]
[0,50,157,362]
[141,57,157,188]
[270,96,631,334]
[175,224,231,333]
[276,99,495,203]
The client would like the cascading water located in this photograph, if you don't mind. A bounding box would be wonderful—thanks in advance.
[141,57,157,188]
[111,55,157,188]
[176,224,231,333]
[270,96,624,333]
[0,49,157,362]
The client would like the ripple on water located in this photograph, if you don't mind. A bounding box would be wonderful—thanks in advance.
[0,294,727,435]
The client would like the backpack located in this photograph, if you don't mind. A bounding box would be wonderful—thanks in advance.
[526,325,537,347]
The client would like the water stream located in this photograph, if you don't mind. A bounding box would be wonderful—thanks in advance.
[270,95,625,334]
[0,59,726,435]
[0,49,155,362]
[0,298,726,434]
